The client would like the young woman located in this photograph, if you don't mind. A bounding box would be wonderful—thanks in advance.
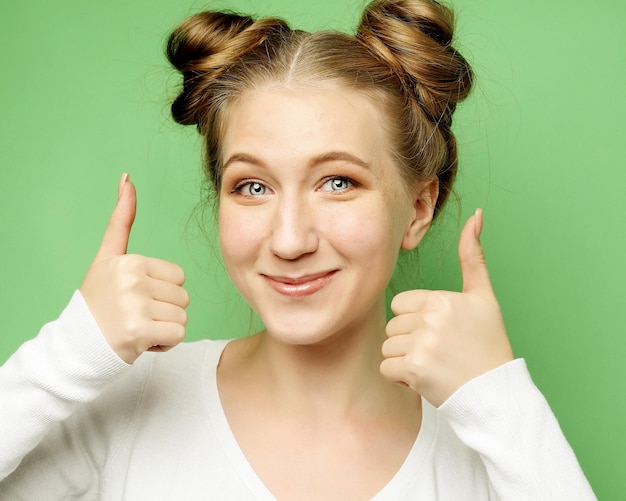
[0,0,595,498]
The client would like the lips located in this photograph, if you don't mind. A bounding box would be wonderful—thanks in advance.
[262,271,337,297]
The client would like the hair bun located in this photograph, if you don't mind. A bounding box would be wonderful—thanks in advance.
[357,0,472,125]
[166,12,290,127]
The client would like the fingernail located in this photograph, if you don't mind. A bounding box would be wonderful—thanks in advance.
[474,208,483,239]
[118,173,129,200]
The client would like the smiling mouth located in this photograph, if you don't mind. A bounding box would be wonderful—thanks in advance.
[262,271,337,297]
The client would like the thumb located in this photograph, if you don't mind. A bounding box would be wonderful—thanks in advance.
[94,173,136,262]
[459,209,494,298]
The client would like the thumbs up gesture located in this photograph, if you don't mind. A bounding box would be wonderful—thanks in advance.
[79,174,190,364]
[380,210,514,407]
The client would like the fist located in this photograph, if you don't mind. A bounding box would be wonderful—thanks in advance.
[380,210,514,407]
[80,174,190,364]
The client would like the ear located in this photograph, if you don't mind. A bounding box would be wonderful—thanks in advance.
[401,177,438,250]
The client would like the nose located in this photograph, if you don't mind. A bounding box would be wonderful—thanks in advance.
[269,194,319,260]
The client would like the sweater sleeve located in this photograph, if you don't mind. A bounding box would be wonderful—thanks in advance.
[438,359,596,500]
[0,291,130,482]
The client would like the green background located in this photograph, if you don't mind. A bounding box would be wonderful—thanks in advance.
[1,0,623,497]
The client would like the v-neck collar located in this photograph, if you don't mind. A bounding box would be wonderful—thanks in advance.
[204,339,437,500]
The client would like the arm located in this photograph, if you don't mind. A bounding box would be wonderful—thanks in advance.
[1,175,189,490]
[0,291,128,481]
[380,210,595,498]
[439,359,596,500]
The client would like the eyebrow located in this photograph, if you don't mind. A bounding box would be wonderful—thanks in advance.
[222,151,372,171]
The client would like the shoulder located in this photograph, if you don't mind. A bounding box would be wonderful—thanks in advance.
[141,338,230,375]
[109,339,230,400]
[75,339,231,441]
[132,338,231,395]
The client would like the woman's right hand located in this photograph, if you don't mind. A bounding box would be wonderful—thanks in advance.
[79,174,190,364]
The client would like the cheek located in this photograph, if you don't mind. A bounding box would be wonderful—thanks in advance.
[323,203,402,265]
[218,208,264,267]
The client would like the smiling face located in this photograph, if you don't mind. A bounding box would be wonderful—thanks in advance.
[218,84,435,345]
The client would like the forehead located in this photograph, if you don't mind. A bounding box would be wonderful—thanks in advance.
[220,84,394,171]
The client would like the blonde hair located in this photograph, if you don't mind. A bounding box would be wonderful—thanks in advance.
[166,0,473,218]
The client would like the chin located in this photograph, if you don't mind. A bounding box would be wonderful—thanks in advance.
[262,321,338,347]
[259,305,379,349]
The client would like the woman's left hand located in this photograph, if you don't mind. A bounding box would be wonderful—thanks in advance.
[380,210,514,407]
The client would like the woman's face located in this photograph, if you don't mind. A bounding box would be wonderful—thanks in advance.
[218,84,434,345]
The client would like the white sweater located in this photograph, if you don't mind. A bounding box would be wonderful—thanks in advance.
[0,292,596,500]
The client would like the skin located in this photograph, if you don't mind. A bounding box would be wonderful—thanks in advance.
[80,174,189,365]
[215,84,433,499]
[79,84,513,500]
[217,85,433,348]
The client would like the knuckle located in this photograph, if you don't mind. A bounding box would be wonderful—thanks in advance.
[430,291,450,308]
[391,291,411,311]
[177,267,186,285]
[111,259,147,290]
[124,255,150,276]
[181,289,191,308]
[125,253,144,264]
[385,318,398,337]
[404,351,422,373]
[418,330,439,356]
[123,318,144,339]
[165,262,185,285]
[179,309,188,326]
[117,253,139,269]
[171,324,186,344]
[120,273,143,293]
[380,338,392,357]
[402,361,424,389]
[389,295,402,312]
[379,358,394,379]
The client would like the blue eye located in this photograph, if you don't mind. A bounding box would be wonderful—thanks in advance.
[236,181,267,196]
[322,177,352,192]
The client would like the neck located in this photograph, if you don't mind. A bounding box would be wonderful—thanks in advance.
[248,299,395,418]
